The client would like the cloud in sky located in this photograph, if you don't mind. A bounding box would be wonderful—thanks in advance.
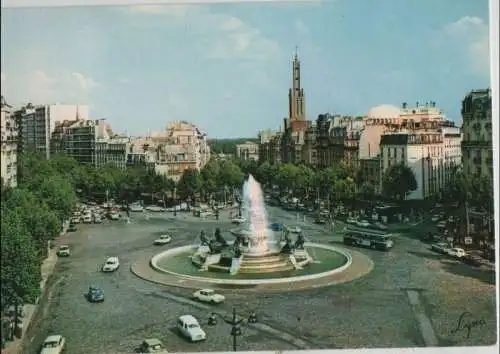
[294,19,310,36]
[444,16,490,77]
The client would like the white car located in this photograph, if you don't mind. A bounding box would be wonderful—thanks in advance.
[356,220,370,228]
[448,248,467,258]
[153,234,172,245]
[146,205,166,212]
[109,212,120,220]
[40,335,65,354]
[231,217,246,225]
[57,245,70,257]
[288,226,302,233]
[93,215,102,224]
[102,257,120,272]
[177,315,206,342]
[346,217,357,225]
[431,215,441,222]
[192,289,225,304]
[82,214,92,223]
[129,204,144,212]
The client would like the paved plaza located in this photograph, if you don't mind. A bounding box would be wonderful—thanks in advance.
[20,207,497,353]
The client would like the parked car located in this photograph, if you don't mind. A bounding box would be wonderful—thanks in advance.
[431,242,452,254]
[146,205,166,212]
[108,211,120,220]
[57,245,70,257]
[314,217,327,224]
[130,204,144,212]
[93,215,102,224]
[356,220,370,228]
[288,226,302,233]
[346,217,357,225]
[87,285,105,302]
[153,235,172,245]
[177,315,206,342]
[192,289,225,304]
[40,335,66,354]
[447,247,466,258]
[139,338,165,353]
[101,257,120,272]
[68,223,78,232]
[462,254,483,267]
[70,217,81,224]
[82,215,92,223]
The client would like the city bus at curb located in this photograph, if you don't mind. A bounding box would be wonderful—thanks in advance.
[343,225,394,251]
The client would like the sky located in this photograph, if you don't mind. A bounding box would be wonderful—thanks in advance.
[1,0,492,138]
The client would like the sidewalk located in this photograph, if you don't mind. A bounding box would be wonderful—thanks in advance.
[1,221,67,354]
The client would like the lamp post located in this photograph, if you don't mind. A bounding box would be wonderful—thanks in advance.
[208,307,258,352]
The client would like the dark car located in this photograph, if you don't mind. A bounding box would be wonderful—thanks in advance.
[68,223,77,232]
[87,285,104,303]
[314,217,326,224]
[269,222,284,232]
[461,254,483,267]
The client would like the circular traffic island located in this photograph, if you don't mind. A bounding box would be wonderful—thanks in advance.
[131,243,374,292]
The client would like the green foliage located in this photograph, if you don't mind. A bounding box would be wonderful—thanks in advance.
[382,163,417,200]
[208,138,258,155]
[1,209,41,310]
[177,169,203,200]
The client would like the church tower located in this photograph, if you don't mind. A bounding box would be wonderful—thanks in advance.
[288,46,306,121]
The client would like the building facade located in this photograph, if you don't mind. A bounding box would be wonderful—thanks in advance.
[236,141,259,161]
[461,89,493,181]
[16,103,89,159]
[1,96,18,187]
[51,118,128,168]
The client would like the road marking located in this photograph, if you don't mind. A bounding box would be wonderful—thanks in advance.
[406,290,439,346]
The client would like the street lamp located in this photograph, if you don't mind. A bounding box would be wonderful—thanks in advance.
[208,308,258,352]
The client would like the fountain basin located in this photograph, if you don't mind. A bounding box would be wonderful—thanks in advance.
[151,242,352,284]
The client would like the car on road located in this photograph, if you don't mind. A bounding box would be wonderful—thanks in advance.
[346,217,357,225]
[139,338,165,353]
[153,234,172,245]
[87,285,105,303]
[68,223,78,232]
[57,245,70,257]
[447,247,466,258]
[40,334,66,354]
[356,220,370,228]
[314,217,327,224]
[269,222,284,231]
[431,215,441,222]
[102,257,120,272]
[146,205,166,212]
[130,204,144,212]
[231,216,246,225]
[192,289,225,304]
[431,242,452,254]
[177,315,206,342]
[288,226,302,233]
[108,211,120,220]
[70,216,81,224]
[461,253,483,267]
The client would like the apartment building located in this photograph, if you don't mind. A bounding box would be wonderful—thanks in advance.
[461,89,493,181]
[15,103,89,159]
[236,141,259,161]
[51,118,128,168]
[1,96,17,187]
[128,121,210,182]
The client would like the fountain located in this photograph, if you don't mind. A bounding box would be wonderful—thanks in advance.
[189,174,313,275]
[136,174,373,290]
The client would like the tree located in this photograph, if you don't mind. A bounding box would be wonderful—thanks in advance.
[358,182,376,200]
[37,176,77,221]
[382,164,417,200]
[177,169,202,202]
[1,209,41,313]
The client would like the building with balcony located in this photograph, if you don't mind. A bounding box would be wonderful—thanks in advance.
[51,118,128,168]
[258,129,282,164]
[15,103,89,159]
[461,89,493,181]
[1,96,18,187]
[236,141,259,161]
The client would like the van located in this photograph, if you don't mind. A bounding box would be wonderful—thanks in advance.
[177,315,206,342]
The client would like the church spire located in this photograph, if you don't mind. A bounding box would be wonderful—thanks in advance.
[288,46,305,121]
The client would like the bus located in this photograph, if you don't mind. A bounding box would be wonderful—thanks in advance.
[343,225,394,251]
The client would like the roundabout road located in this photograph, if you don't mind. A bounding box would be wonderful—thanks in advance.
[21,207,497,353]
